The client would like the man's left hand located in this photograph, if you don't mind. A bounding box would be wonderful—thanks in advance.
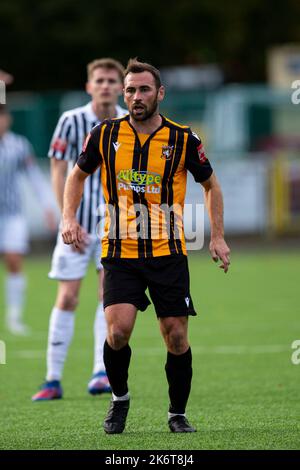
[209,237,231,273]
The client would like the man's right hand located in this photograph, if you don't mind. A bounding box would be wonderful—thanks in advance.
[71,227,89,254]
[62,218,85,250]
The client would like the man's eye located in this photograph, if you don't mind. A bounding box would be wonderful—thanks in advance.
[108,79,118,84]
[96,79,104,84]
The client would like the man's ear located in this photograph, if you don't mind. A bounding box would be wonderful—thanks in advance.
[158,85,165,102]
[86,81,91,96]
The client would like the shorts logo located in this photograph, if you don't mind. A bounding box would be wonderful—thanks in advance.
[117,169,161,194]
[161,145,174,160]
[185,296,190,307]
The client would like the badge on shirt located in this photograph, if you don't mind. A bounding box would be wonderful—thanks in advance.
[161,145,174,160]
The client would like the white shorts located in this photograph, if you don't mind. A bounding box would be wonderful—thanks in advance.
[0,215,29,254]
[48,231,103,281]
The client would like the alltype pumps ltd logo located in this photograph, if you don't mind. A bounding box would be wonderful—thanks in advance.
[117,169,161,194]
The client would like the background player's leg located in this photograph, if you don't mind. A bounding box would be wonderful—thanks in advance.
[159,316,195,431]
[32,234,93,401]
[88,268,111,394]
[104,303,137,399]
[32,280,81,401]
[46,280,81,382]
[4,252,28,335]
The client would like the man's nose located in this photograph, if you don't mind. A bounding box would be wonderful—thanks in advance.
[133,90,142,101]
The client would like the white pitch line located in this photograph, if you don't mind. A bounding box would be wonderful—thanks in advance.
[137,344,289,355]
[9,344,289,360]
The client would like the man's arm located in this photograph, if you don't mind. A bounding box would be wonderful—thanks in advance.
[185,130,230,273]
[61,165,89,249]
[201,173,230,273]
[51,158,68,212]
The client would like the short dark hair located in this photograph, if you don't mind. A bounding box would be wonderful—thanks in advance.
[87,58,125,83]
[124,58,162,89]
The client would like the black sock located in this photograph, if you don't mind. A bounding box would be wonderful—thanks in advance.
[165,347,192,415]
[103,340,131,397]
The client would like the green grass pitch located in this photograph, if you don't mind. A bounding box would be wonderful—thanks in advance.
[0,249,300,450]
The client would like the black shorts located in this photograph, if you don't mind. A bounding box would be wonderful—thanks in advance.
[101,254,197,318]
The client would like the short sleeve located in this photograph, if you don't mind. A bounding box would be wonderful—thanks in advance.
[185,131,213,183]
[77,124,102,174]
[48,113,74,161]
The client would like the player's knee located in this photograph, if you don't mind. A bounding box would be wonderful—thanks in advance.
[57,292,79,311]
[4,254,22,273]
[167,330,188,355]
[107,327,130,350]
[161,317,188,354]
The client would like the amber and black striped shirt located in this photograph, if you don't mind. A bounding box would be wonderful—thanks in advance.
[77,114,213,258]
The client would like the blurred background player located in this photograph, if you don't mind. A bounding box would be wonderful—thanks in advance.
[32,58,127,401]
[0,104,56,335]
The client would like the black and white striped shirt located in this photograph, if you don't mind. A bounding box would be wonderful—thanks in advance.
[0,132,35,216]
[48,102,127,235]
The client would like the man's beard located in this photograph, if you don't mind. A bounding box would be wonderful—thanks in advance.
[130,99,158,122]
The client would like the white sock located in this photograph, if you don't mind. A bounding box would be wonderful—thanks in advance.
[93,302,107,374]
[5,273,26,324]
[46,307,75,381]
[112,392,130,402]
[168,412,186,420]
